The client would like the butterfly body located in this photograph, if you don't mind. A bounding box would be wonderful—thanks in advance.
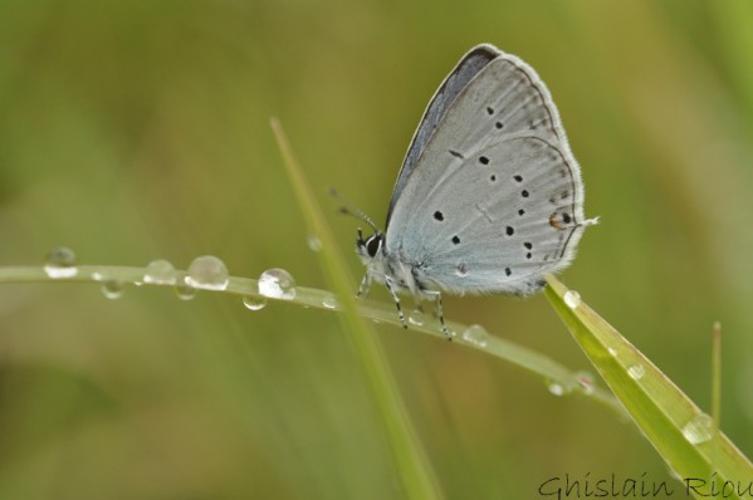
[352,43,597,337]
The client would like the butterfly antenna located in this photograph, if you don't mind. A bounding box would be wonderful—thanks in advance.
[329,188,380,232]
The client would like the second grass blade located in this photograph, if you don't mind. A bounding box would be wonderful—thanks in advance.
[545,274,753,499]
[270,118,442,500]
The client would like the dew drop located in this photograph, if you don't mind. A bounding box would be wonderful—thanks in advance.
[454,263,468,277]
[307,235,322,252]
[563,290,581,309]
[666,466,683,483]
[92,272,104,281]
[607,347,618,357]
[322,295,338,309]
[143,259,177,285]
[258,268,296,300]
[408,309,424,326]
[242,295,267,311]
[546,378,575,397]
[461,324,489,348]
[548,382,565,397]
[575,371,595,395]
[186,255,229,291]
[174,273,197,301]
[681,414,715,444]
[44,246,78,278]
[627,364,645,380]
[101,280,125,300]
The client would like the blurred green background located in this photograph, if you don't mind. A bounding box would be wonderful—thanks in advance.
[1,1,752,498]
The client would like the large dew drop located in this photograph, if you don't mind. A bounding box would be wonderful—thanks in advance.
[174,273,197,301]
[101,280,125,300]
[258,268,296,300]
[461,324,489,348]
[186,255,229,291]
[143,259,177,285]
[44,246,78,278]
[242,295,267,311]
[563,289,581,309]
[681,414,714,444]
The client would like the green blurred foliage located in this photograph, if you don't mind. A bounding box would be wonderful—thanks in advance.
[0,1,752,498]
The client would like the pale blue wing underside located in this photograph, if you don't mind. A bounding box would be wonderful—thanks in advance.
[386,45,500,224]
[385,45,588,295]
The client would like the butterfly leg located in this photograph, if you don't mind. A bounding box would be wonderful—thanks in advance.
[356,272,372,298]
[384,277,407,329]
[425,290,451,340]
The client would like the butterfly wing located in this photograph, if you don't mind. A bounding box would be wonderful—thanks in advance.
[386,44,500,224]
[385,46,590,295]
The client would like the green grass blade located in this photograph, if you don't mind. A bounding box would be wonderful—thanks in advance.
[544,275,753,499]
[0,263,623,416]
[712,322,722,432]
[270,118,442,500]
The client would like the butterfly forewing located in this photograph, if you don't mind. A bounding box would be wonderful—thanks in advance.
[387,45,500,223]
[385,46,587,295]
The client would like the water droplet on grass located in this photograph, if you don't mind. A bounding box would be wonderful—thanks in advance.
[322,295,338,309]
[186,255,229,291]
[242,295,267,311]
[682,414,714,444]
[101,280,125,299]
[608,347,618,357]
[462,324,489,348]
[174,273,196,301]
[548,382,565,396]
[627,364,645,380]
[144,259,177,285]
[92,272,104,281]
[44,246,78,278]
[408,310,424,326]
[258,268,296,300]
[307,235,322,252]
[563,289,581,309]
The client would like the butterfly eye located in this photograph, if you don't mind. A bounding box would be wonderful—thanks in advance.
[366,235,381,258]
